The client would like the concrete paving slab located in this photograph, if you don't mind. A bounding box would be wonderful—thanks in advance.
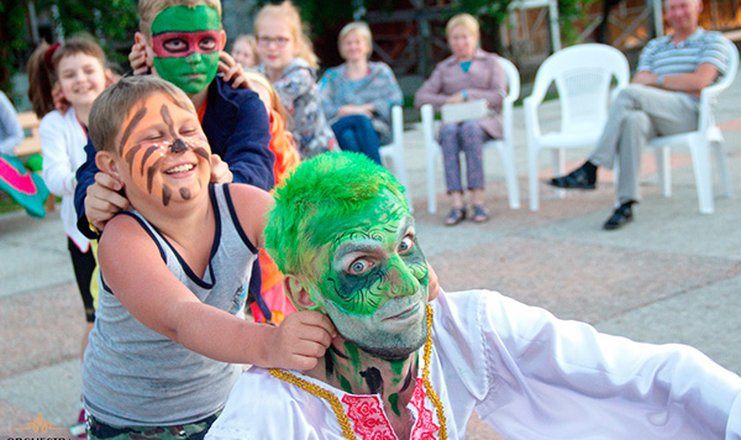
[429,236,740,324]
[0,211,75,297]
[0,359,81,430]
[0,282,85,380]
[525,172,741,260]
[595,275,741,374]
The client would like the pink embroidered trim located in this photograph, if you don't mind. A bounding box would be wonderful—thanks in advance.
[342,394,396,440]
[410,377,439,439]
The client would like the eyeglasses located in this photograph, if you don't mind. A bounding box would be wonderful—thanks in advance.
[257,36,291,47]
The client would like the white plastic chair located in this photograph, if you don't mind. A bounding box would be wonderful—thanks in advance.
[647,39,738,214]
[379,105,412,208]
[524,43,630,211]
[421,56,521,214]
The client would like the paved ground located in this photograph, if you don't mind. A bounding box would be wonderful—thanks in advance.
[1,71,739,438]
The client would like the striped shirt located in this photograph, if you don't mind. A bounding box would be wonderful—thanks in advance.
[637,28,729,78]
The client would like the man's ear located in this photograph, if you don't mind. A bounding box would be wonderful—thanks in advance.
[284,275,320,311]
[219,30,228,51]
[95,150,121,180]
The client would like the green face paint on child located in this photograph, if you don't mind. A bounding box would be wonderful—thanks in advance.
[150,5,221,94]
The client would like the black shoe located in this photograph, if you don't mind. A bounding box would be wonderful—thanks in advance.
[445,206,467,226]
[549,163,597,190]
[603,203,634,230]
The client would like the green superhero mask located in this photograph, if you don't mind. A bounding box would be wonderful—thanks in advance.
[150,5,221,94]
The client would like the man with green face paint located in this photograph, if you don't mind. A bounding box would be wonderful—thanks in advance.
[208,152,741,440]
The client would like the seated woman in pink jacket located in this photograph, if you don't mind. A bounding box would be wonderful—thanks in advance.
[415,13,507,226]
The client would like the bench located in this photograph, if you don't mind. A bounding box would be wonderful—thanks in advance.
[12,111,55,211]
[15,111,43,157]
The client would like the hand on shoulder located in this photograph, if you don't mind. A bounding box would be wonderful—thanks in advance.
[262,310,336,371]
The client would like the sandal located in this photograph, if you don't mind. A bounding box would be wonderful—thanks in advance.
[444,206,467,226]
[472,204,489,223]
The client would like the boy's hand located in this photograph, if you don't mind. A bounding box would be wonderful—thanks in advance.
[210,154,233,183]
[129,32,152,76]
[219,51,250,89]
[85,172,130,231]
[265,310,336,371]
[218,52,249,89]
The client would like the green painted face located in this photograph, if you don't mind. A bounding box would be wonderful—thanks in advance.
[308,190,429,360]
[150,5,221,94]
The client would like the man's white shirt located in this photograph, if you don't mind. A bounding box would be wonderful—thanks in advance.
[207,290,741,439]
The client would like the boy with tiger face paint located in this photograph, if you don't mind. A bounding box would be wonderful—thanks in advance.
[97,90,212,209]
[83,76,335,437]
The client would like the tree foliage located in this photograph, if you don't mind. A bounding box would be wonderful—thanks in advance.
[35,0,138,70]
[0,0,29,95]
[0,0,138,96]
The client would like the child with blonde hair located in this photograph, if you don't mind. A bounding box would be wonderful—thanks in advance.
[83,74,334,438]
[231,34,259,69]
[254,1,336,157]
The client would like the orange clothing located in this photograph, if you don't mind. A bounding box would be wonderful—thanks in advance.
[255,108,300,324]
[267,108,300,184]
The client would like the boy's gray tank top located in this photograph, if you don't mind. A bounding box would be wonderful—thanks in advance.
[82,184,258,427]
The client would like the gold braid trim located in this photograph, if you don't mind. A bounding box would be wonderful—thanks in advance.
[269,304,447,439]
[268,368,357,439]
[422,303,448,440]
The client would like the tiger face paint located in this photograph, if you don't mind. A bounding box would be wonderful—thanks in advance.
[150,5,222,94]
[116,93,211,208]
[307,189,429,360]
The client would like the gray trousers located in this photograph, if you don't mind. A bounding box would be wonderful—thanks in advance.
[589,84,698,204]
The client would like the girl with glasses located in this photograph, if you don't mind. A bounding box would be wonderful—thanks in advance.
[255,1,337,158]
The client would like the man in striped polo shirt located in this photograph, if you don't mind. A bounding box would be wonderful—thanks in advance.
[549,0,731,230]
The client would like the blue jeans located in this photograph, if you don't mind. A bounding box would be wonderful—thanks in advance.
[331,114,382,165]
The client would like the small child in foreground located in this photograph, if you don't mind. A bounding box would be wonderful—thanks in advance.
[82,75,334,438]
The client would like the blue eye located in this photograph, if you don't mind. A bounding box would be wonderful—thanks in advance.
[349,259,373,275]
[398,236,414,255]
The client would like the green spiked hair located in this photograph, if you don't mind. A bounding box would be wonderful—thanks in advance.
[265,152,408,279]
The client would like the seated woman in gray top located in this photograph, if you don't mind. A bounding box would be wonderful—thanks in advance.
[415,13,507,226]
[319,22,403,165]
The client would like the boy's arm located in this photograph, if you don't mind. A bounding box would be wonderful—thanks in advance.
[99,214,333,369]
[473,291,741,438]
[74,139,100,237]
[220,91,274,190]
